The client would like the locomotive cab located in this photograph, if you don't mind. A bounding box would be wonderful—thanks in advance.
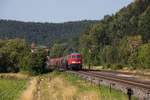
[68,53,82,70]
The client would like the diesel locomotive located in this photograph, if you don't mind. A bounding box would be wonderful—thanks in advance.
[50,53,82,70]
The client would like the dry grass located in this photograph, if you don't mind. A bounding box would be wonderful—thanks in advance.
[19,71,132,100]
[85,66,150,80]
[84,65,150,74]
[92,66,103,70]
[0,73,29,79]
[47,76,78,100]
[62,86,77,100]
[20,77,37,100]
[78,91,100,100]
[39,73,102,100]
[115,67,150,81]
[115,67,150,75]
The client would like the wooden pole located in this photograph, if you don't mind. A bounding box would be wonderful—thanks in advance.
[88,48,91,71]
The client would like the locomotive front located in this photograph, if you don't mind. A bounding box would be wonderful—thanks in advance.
[68,53,82,70]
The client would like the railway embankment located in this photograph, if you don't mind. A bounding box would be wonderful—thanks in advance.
[67,70,150,100]
[31,69,137,100]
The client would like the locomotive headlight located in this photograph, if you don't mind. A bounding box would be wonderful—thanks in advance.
[72,61,81,63]
[72,61,75,63]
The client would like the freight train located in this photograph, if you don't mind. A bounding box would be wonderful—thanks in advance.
[50,53,82,70]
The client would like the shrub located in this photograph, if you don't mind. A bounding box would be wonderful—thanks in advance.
[111,64,123,70]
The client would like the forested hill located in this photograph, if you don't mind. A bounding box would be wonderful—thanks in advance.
[79,0,150,69]
[0,20,99,46]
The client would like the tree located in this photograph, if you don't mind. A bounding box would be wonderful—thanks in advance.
[127,36,142,69]
[22,48,47,75]
[0,39,30,73]
[138,6,150,42]
[50,43,69,58]
[138,43,150,69]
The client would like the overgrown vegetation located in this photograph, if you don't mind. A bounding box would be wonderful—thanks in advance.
[0,39,47,75]
[36,70,137,100]
[80,0,150,70]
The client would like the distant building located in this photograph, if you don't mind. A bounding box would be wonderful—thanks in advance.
[31,42,50,54]
[31,42,35,48]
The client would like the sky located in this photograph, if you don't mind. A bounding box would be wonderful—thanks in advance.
[0,0,134,23]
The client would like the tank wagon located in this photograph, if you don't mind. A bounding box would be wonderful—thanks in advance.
[50,53,82,70]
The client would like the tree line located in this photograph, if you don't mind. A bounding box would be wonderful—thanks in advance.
[0,20,99,46]
[0,39,47,75]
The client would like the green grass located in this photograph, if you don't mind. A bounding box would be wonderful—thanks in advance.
[0,78,28,100]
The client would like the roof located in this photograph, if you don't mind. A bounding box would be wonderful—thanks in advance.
[70,53,81,55]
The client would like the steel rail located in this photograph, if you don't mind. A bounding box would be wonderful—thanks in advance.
[84,69,150,77]
[69,70,150,89]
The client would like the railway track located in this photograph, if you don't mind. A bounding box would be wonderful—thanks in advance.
[82,71,150,89]
[67,70,150,100]
[83,68,150,77]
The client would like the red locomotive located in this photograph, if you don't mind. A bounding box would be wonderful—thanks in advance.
[50,53,82,70]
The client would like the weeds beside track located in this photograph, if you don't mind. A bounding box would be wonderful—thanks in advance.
[34,70,135,100]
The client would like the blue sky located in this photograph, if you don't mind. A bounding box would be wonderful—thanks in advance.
[0,0,134,23]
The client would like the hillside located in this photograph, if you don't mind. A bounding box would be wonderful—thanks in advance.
[50,0,150,59]
[0,20,99,46]
[80,0,150,69]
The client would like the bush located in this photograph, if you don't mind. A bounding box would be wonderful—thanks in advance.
[102,63,112,69]
[111,64,123,70]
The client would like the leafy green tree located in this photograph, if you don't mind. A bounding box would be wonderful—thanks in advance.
[50,43,69,58]
[22,48,47,75]
[118,37,131,65]
[127,36,142,69]
[6,39,30,72]
[80,48,88,65]
[138,43,150,69]
[99,46,119,66]
[0,38,48,75]
[138,6,150,42]
[0,39,30,73]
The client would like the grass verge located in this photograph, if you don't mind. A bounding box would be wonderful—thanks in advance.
[0,78,29,100]
[38,69,137,100]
